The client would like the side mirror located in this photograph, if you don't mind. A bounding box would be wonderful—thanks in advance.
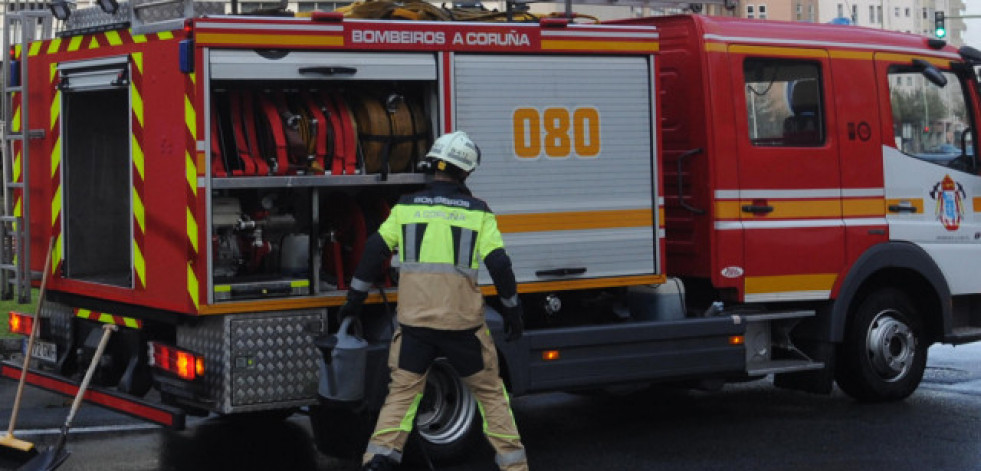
[913,59,948,87]
[959,46,981,64]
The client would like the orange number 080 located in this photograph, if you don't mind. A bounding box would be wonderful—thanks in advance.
[513,107,600,159]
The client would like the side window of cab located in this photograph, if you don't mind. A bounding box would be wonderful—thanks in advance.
[887,65,978,174]
[744,59,825,147]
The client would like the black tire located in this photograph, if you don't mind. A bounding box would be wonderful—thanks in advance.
[404,360,484,465]
[221,407,298,424]
[309,400,376,460]
[836,288,928,402]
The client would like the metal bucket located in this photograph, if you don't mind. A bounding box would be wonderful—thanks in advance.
[315,316,368,402]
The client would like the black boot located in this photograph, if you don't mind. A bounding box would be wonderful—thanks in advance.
[363,455,397,471]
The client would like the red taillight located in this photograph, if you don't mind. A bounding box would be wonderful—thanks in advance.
[183,19,194,38]
[8,311,33,336]
[149,342,204,381]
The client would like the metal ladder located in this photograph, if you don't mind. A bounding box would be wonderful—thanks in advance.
[1,1,56,302]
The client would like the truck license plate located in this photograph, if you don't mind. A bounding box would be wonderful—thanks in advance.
[25,339,57,363]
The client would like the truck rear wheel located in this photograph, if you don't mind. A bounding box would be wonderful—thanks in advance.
[836,288,927,402]
[406,360,482,464]
[310,360,481,463]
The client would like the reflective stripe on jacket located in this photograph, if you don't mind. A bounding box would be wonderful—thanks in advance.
[378,181,505,330]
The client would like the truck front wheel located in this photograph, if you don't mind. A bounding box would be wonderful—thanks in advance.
[836,288,927,402]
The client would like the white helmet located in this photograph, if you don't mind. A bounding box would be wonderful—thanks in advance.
[426,131,480,174]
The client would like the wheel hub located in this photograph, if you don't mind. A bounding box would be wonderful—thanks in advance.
[414,362,476,445]
[866,311,915,382]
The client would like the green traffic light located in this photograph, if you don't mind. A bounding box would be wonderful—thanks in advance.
[935,28,947,38]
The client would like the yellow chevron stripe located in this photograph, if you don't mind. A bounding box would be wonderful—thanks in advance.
[133,52,144,76]
[132,85,144,128]
[134,242,146,287]
[186,207,198,253]
[13,197,21,218]
[187,263,200,310]
[13,150,20,182]
[132,136,144,180]
[133,188,145,233]
[13,44,21,60]
[11,105,20,132]
[184,95,196,140]
[88,37,100,49]
[133,33,147,44]
[28,41,41,57]
[158,31,174,40]
[47,38,62,55]
[106,30,123,46]
[52,233,62,275]
[185,151,197,197]
[51,185,61,227]
[68,36,82,52]
[50,135,61,178]
[50,90,60,131]
[74,309,142,329]
[189,72,196,86]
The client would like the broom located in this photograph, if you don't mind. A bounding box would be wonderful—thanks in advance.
[0,237,56,460]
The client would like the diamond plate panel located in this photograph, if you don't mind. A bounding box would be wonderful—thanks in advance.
[41,300,74,349]
[230,311,325,407]
[177,309,326,414]
[177,316,227,409]
[64,1,226,32]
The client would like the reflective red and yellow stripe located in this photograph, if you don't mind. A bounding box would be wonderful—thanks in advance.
[185,71,202,311]
[48,62,63,274]
[132,52,147,290]
[75,308,143,329]
[28,30,176,57]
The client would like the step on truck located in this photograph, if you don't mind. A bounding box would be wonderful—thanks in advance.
[4,0,981,462]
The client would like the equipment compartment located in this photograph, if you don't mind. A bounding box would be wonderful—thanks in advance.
[206,77,436,302]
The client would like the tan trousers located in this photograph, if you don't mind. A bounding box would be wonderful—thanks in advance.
[363,326,528,471]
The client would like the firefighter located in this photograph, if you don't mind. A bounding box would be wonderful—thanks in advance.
[338,131,528,471]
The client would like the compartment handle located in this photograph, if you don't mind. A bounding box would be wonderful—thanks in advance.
[535,267,587,277]
[299,66,358,76]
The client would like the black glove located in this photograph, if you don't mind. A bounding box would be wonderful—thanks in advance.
[337,289,367,324]
[503,304,524,342]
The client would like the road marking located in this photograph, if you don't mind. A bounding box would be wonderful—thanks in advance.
[14,423,160,436]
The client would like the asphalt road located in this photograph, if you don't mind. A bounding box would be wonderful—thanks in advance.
[3,343,981,471]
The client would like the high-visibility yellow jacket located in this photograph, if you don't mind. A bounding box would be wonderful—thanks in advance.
[351,180,519,330]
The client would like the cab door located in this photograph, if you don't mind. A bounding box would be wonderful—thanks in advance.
[877,55,981,295]
[727,48,844,302]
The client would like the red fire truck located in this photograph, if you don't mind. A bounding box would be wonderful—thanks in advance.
[3,0,981,462]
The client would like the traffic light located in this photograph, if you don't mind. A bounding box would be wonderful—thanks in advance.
[935,11,947,39]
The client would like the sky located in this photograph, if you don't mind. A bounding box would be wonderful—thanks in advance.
[963,2,981,47]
